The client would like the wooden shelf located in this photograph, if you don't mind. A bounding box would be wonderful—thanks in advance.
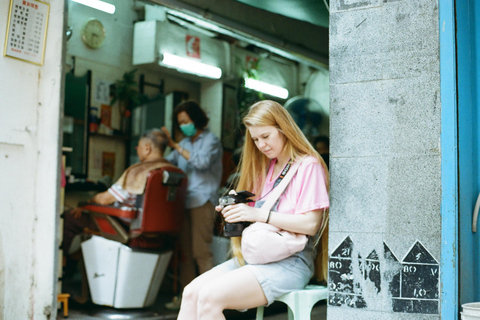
[89,132,130,140]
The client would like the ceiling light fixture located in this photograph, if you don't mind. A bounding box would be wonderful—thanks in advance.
[71,0,116,14]
[160,53,222,79]
[164,7,326,68]
[244,78,289,99]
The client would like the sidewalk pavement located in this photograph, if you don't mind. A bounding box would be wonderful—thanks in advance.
[64,292,326,320]
[62,262,327,320]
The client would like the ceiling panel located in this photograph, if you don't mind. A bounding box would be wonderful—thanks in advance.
[234,0,329,28]
[150,0,329,66]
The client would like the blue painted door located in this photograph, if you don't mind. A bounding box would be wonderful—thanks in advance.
[457,0,480,308]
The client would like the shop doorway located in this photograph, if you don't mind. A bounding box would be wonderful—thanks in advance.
[60,1,330,319]
[457,0,480,309]
[442,1,480,318]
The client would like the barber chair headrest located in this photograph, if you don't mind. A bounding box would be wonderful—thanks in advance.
[162,170,184,186]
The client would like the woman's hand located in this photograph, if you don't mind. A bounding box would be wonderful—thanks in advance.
[214,189,237,212]
[161,127,176,149]
[221,203,267,223]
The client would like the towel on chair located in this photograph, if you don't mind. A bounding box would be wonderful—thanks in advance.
[115,159,174,195]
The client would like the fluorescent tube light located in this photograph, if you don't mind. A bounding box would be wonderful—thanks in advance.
[71,0,116,14]
[244,78,289,99]
[160,53,222,79]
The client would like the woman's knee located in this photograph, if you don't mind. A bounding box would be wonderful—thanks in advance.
[182,281,200,302]
[197,286,224,314]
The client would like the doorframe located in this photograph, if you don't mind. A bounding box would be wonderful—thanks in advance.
[440,0,458,318]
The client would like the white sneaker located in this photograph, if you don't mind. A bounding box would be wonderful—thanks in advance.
[165,296,181,311]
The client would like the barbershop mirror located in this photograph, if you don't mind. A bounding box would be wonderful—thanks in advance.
[63,71,90,178]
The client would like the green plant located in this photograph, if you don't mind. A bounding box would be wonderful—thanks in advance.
[110,69,141,118]
[235,56,264,119]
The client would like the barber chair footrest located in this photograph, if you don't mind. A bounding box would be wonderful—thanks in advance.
[82,236,172,308]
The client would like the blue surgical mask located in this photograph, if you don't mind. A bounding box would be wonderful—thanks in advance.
[180,123,197,137]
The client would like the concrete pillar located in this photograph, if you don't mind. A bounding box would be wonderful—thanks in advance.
[0,0,65,318]
[0,233,4,317]
[328,0,441,318]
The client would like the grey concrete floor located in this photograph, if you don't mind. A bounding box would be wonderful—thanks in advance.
[60,258,327,320]
[61,272,326,320]
[63,300,326,320]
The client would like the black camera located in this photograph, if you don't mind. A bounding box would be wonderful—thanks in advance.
[219,190,255,237]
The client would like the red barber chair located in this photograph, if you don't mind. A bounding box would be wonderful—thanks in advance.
[80,166,187,309]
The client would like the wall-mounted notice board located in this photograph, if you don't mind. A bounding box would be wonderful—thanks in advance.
[3,0,49,65]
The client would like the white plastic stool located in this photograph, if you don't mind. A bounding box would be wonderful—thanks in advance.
[256,285,328,320]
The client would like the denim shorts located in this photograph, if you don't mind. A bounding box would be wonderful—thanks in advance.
[213,238,316,306]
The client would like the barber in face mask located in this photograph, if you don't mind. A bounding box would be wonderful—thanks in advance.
[161,100,223,309]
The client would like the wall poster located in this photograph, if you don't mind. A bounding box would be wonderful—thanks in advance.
[186,35,200,58]
[4,0,49,65]
[94,79,112,105]
[102,152,115,178]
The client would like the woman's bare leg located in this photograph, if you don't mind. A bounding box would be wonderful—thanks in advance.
[196,267,268,320]
[177,264,229,320]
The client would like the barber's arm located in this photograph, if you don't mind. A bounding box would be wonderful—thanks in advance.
[169,138,221,167]
[188,137,221,170]
[161,126,184,163]
[172,143,190,161]
[220,204,325,236]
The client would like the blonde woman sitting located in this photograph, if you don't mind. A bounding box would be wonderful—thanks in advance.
[176,100,329,320]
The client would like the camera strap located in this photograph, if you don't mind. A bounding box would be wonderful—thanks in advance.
[261,156,306,211]
[273,160,292,188]
[256,160,292,203]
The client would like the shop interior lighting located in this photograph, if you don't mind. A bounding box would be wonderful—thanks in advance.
[244,78,289,99]
[71,0,116,14]
[160,53,222,79]
[164,7,326,69]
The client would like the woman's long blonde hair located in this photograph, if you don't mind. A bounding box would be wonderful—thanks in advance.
[231,100,329,280]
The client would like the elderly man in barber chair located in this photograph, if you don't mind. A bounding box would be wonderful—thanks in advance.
[62,128,176,274]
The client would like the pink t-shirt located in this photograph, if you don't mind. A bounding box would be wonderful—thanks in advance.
[257,155,329,215]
